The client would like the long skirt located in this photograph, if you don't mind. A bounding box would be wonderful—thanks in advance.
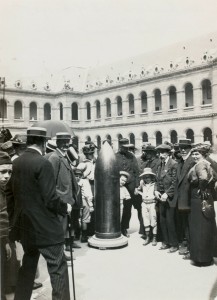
[189,187,217,263]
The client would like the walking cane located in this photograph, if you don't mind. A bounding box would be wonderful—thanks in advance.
[67,212,76,300]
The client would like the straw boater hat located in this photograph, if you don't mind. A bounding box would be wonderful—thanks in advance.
[46,140,57,152]
[139,167,156,177]
[55,132,71,140]
[120,171,130,182]
[27,127,50,139]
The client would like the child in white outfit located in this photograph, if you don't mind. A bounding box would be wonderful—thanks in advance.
[135,167,157,246]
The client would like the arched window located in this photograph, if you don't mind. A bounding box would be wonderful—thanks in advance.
[86,136,91,142]
[185,83,194,107]
[128,94,135,114]
[106,98,111,117]
[29,102,37,120]
[170,130,178,144]
[0,99,7,119]
[59,103,63,120]
[129,133,135,145]
[106,134,112,145]
[141,91,147,113]
[202,79,212,105]
[154,89,162,111]
[96,101,101,119]
[44,103,51,120]
[117,96,122,116]
[156,131,162,145]
[96,136,101,150]
[142,132,148,142]
[73,136,79,151]
[72,103,78,120]
[203,128,212,144]
[169,86,177,109]
[14,100,23,119]
[86,102,91,120]
[186,129,194,143]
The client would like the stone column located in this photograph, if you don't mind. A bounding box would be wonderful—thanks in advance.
[147,95,154,118]
[161,93,169,113]
[134,97,141,115]
[193,87,202,113]
[176,90,185,114]
[111,101,117,118]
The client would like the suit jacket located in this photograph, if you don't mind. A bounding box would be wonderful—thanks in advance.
[172,156,195,209]
[115,151,139,195]
[48,149,78,206]
[6,148,67,247]
[156,157,177,207]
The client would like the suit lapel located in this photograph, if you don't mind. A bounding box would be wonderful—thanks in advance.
[178,156,195,184]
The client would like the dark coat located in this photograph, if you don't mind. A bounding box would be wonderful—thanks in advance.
[172,156,196,210]
[48,150,78,206]
[6,148,67,247]
[156,157,177,207]
[115,151,139,195]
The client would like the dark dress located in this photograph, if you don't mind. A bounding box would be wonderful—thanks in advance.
[188,159,217,263]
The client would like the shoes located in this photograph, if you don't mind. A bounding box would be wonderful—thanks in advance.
[80,236,88,243]
[143,237,150,246]
[33,282,43,290]
[168,246,178,253]
[72,242,81,249]
[179,247,188,255]
[122,229,130,238]
[65,246,74,252]
[65,253,76,261]
[152,237,157,246]
[159,243,170,250]
[183,253,190,260]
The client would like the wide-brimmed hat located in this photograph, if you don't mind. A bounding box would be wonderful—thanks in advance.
[139,167,156,177]
[46,140,57,151]
[178,139,192,148]
[156,144,171,152]
[120,171,130,181]
[55,132,71,140]
[11,134,27,145]
[27,127,50,139]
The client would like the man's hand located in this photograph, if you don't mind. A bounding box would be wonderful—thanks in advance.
[160,193,168,202]
[134,188,139,195]
[67,204,72,213]
[154,191,161,200]
[5,243,12,261]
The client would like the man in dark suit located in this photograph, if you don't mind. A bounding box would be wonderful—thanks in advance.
[6,127,70,300]
[173,139,195,257]
[115,138,141,237]
[49,132,79,254]
[155,144,178,253]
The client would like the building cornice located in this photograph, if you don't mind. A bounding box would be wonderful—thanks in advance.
[1,61,217,98]
[78,112,217,130]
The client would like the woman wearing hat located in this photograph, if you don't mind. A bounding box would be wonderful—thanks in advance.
[135,168,158,246]
[188,145,217,266]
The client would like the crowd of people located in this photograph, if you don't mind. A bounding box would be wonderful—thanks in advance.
[0,126,217,300]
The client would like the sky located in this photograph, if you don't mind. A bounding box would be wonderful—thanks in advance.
[0,0,217,79]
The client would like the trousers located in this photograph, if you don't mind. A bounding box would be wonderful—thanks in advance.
[14,242,70,300]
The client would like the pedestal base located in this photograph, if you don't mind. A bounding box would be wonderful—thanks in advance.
[88,234,128,249]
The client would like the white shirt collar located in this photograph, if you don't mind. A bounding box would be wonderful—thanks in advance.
[28,146,42,155]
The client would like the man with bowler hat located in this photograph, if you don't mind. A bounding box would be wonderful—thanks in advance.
[6,127,70,300]
[155,143,178,252]
[48,132,79,255]
[173,139,195,258]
